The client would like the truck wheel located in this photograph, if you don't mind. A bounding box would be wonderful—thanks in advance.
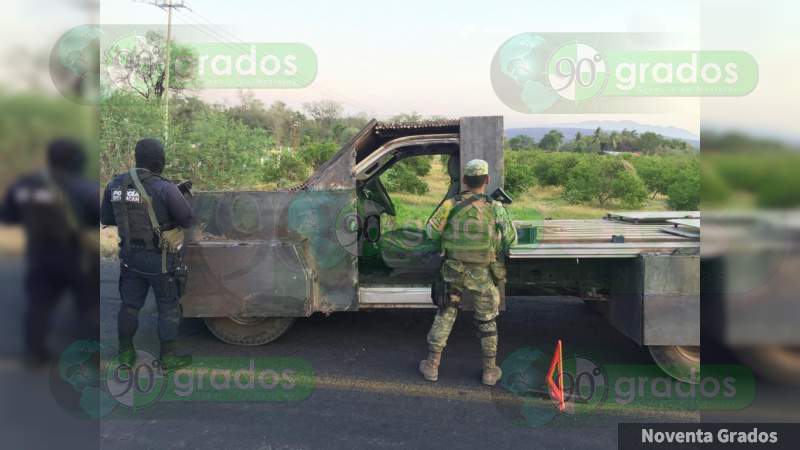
[735,346,800,386]
[649,345,700,384]
[204,316,295,346]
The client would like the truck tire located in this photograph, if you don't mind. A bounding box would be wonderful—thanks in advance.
[204,316,295,346]
[649,345,700,384]
[735,346,800,386]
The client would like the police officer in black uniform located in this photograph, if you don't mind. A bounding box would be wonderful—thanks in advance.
[1,139,100,367]
[100,138,193,370]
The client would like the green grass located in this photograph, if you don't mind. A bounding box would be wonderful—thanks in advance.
[387,159,670,226]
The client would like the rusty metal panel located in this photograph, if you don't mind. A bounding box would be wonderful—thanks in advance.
[610,259,643,343]
[609,254,699,345]
[182,239,313,317]
[642,254,700,345]
[459,116,503,193]
[182,189,357,317]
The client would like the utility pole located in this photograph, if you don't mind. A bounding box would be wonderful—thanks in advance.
[148,0,186,143]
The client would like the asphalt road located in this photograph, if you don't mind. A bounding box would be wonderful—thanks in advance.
[2,258,698,450]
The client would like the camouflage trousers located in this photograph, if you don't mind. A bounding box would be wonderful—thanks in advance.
[426,259,501,357]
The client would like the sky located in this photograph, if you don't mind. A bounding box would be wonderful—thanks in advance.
[2,0,798,140]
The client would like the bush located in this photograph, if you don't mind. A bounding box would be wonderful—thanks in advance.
[564,155,647,208]
[613,169,649,208]
[505,150,537,197]
[1,92,97,187]
[298,140,338,170]
[100,92,163,183]
[170,110,273,190]
[263,149,309,186]
[632,156,669,198]
[755,166,800,208]
[666,164,700,210]
[700,163,731,206]
[534,152,580,186]
[507,135,536,151]
[383,161,429,194]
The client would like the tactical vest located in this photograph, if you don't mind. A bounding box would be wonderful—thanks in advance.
[110,170,160,252]
[442,194,498,264]
[17,172,78,248]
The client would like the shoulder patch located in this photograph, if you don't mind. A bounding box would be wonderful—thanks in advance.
[13,187,32,203]
[125,189,141,203]
[32,189,55,204]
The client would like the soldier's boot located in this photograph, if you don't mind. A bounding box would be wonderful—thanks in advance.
[481,356,502,386]
[419,351,442,382]
[159,341,192,372]
[116,338,136,368]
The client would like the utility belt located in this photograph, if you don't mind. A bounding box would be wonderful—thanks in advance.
[431,258,507,309]
[122,251,189,298]
[443,249,496,265]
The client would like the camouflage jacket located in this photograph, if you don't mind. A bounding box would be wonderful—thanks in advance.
[425,192,517,256]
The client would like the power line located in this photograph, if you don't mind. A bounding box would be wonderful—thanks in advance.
[179,6,375,110]
[139,0,377,114]
[142,0,188,143]
[172,9,253,55]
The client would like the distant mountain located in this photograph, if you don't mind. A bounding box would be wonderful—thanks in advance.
[506,120,700,148]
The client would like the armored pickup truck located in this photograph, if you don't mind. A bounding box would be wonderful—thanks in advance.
[181,116,700,382]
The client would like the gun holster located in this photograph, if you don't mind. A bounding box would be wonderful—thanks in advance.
[173,262,189,299]
[431,270,448,308]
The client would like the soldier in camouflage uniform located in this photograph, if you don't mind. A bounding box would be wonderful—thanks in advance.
[419,159,517,385]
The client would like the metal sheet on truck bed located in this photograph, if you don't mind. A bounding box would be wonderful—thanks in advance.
[666,218,700,229]
[606,211,700,223]
[510,219,699,259]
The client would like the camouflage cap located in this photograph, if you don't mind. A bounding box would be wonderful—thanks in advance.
[464,159,489,176]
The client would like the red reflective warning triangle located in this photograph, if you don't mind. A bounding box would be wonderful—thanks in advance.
[545,339,565,413]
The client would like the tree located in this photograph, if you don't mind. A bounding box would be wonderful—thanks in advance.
[564,155,647,207]
[609,131,620,151]
[566,131,595,153]
[100,91,164,182]
[302,100,346,142]
[508,134,536,151]
[700,163,731,206]
[388,112,423,123]
[104,31,197,100]
[303,100,343,124]
[666,164,700,210]
[298,140,338,170]
[505,150,537,196]
[169,109,274,189]
[383,160,429,194]
[632,156,671,199]
[637,132,665,154]
[533,152,579,186]
[592,127,606,150]
[539,129,564,151]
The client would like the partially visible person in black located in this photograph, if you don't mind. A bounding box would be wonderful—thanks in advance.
[100,138,194,371]
[1,139,100,368]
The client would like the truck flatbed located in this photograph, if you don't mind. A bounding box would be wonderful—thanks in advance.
[510,218,699,259]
